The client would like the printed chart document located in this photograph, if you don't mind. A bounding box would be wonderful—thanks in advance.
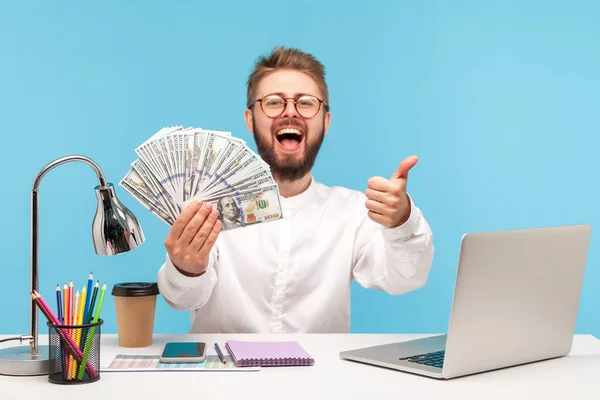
[101,350,260,372]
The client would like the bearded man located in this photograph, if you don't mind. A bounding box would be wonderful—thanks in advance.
[157,46,434,334]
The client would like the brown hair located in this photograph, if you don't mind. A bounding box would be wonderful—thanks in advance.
[246,46,330,111]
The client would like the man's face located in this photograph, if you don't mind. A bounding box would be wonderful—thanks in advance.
[220,197,237,220]
[245,69,331,182]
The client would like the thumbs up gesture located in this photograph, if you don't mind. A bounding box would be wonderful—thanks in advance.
[365,155,418,228]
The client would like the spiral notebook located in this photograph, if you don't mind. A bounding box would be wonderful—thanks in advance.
[225,340,315,367]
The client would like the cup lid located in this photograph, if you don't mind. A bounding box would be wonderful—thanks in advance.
[112,282,159,297]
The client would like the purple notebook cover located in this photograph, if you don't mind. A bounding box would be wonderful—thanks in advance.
[225,340,315,367]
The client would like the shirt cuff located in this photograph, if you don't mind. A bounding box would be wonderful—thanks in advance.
[164,252,216,289]
[382,193,420,241]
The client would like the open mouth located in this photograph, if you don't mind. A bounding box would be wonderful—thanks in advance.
[275,128,304,152]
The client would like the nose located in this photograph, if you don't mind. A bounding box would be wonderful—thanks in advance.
[281,98,299,118]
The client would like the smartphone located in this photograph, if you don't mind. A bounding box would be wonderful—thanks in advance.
[159,342,206,363]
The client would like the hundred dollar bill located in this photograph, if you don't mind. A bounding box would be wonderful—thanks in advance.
[194,131,233,194]
[131,159,180,219]
[120,169,163,208]
[138,126,186,201]
[136,140,176,201]
[165,134,180,197]
[207,175,275,200]
[202,184,283,231]
[203,169,274,199]
[201,148,268,195]
[191,130,232,196]
[135,127,180,185]
[150,137,178,199]
[181,131,206,202]
[119,178,174,226]
[186,129,208,200]
[121,168,177,221]
[202,137,246,190]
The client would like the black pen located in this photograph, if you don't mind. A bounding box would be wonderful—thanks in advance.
[214,343,227,364]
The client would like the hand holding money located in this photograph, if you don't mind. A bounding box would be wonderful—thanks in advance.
[164,201,222,276]
[365,155,418,228]
[119,126,283,231]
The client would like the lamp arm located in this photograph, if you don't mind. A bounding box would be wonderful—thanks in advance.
[32,155,108,191]
[30,155,109,355]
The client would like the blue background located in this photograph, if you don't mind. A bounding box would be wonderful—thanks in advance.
[1,1,598,337]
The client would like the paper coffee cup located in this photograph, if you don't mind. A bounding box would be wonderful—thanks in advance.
[112,282,159,348]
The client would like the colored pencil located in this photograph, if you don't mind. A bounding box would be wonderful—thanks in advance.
[70,290,80,380]
[78,288,85,349]
[31,291,98,377]
[78,287,85,325]
[56,285,63,324]
[73,292,79,326]
[83,273,93,325]
[80,281,98,351]
[86,281,99,324]
[62,283,68,325]
[77,283,106,380]
[65,281,73,378]
[92,284,106,324]
[56,285,66,378]
[68,280,73,325]
[78,286,86,348]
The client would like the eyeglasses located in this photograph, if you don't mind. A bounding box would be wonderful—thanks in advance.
[248,94,328,119]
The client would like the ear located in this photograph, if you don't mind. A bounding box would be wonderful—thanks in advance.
[323,111,331,136]
[244,109,254,135]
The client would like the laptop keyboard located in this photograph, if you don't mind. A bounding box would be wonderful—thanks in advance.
[399,350,445,368]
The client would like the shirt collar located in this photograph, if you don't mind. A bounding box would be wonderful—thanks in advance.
[279,175,317,211]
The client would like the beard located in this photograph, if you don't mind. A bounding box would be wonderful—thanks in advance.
[252,117,325,182]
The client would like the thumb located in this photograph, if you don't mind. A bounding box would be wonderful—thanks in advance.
[392,155,419,179]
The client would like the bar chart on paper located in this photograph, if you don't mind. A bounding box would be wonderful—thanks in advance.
[101,354,260,372]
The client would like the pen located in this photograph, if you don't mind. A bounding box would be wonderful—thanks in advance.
[214,343,227,364]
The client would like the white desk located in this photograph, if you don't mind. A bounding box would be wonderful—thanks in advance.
[1,333,599,399]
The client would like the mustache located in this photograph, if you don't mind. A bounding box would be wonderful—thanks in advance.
[271,118,306,132]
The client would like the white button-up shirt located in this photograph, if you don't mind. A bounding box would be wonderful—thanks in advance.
[157,177,434,333]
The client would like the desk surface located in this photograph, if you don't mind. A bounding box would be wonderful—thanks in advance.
[1,333,599,399]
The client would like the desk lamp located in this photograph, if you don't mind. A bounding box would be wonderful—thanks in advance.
[0,155,145,376]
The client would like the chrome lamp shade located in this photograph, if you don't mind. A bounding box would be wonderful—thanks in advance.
[0,155,144,376]
[93,182,145,256]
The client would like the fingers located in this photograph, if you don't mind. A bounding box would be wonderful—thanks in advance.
[179,203,214,245]
[367,176,403,194]
[197,219,222,259]
[392,155,418,179]
[365,180,411,228]
[365,199,388,215]
[190,208,220,251]
[364,188,387,203]
[168,200,203,241]
[365,156,417,228]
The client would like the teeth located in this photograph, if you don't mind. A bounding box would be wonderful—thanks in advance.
[276,128,303,136]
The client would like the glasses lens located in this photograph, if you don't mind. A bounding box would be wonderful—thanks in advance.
[261,95,285,118]
[296,96,321,118]
[259,95,322,118]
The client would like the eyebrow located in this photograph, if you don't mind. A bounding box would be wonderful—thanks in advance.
[266,92,314,98]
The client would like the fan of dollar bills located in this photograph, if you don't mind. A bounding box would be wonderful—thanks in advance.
[119,126,283,231]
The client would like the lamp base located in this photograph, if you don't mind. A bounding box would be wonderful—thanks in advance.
[0,345,48,376]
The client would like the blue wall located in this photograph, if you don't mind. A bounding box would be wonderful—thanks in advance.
[1,1,598,337]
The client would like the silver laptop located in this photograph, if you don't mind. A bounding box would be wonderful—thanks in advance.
[339,224,592,379]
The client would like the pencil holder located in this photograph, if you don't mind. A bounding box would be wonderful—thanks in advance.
[47,319,103,384]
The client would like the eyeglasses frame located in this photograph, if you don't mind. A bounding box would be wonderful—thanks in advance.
[248,93,329,119]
